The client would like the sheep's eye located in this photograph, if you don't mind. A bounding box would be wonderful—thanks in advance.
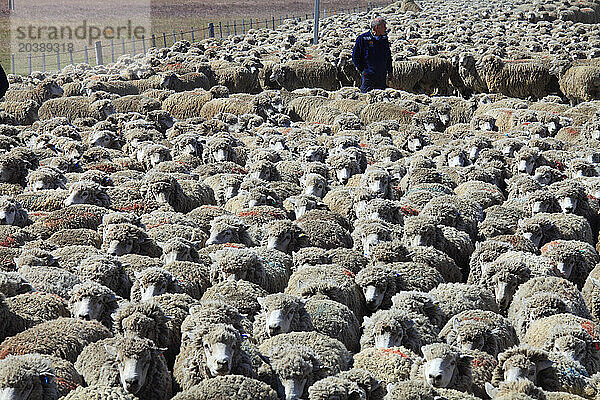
[450,361,456,366]
[317,184,323,188]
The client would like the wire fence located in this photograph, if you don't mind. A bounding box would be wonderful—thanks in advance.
[9,1,391,75]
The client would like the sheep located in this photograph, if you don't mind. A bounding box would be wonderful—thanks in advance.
[129,267,186,302]
[559,64,600,104]
[173,323,255,390]
[522,313,600,375]
[271,60,340,91]
[0,100,39,125]
[38,97,115,121]
[140,172,215,213]
[353,345,420,386]
[0,317,112,363]
[429,283,499,323]
[355,265,404,312]
[170,375,279,400]
[0,196,30,228]
[101,223,162,258]
[252,293,313,343]
[68,281,119,329]
[0,354,60,400]
[26,204,109,240]
[25,166,67,192]
[5,79,64,104]
[517,212,594,248]
[438,310,519,357]
[262,219,353,253]
[205,215,255,247]
[74,335,172,400]
[540,240,599,290]
[201,279,268,321]
[58,385,137,400]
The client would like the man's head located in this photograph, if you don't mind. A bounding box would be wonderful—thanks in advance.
[371,17,387,36]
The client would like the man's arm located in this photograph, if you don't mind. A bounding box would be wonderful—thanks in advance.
[352,36,365,73]
[0,64,8,99]
[386,40,393,76]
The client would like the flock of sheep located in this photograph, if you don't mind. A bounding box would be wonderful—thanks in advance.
[2,0,600,398]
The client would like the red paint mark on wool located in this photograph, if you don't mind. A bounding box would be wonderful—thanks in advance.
[0,237,18,247]
[343,269,355,278]
[380,348,408,358]
[54,377,79,391]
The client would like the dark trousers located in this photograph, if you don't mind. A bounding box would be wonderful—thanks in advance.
[360,73,386,93]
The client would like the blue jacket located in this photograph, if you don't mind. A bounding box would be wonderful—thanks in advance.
[352,31,392,80]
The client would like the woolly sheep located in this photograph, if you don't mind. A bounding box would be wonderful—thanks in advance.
[252,293,313,343]
[68,281,119,329]
[170,375,278,400]
[0,354,60,400]
[38,97,115,121]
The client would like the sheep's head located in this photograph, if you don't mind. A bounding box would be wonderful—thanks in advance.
[199,324,240,377]
[355,266,394,311]
[266,344,323,400]
[140,172,181,206]
[364,311,414,350]
[263,220,304,253]
[173,135,202,157]
[286,195,324,219]
[353,221,392,257]
[257,294,306,337]
[301,173,327,199]
[528,190,558,214]
[421,344,472,389]
[91,99,115,120]
[248,160,276,181]
[490,270,520,310]
[205,138,233,162]
[518,219,543,248]
[114,302,170,347]
[403,216,439,248]
[104,336,161,395]
[497,348,553,386]
[0,355,57,400]
[360,169,390,197]
[303,146,327,163]
[41,79,64,98]
[134,267,180,301]
[206,215,249,246]
[64,180,110,207]
[102,223,149,256]
[541,241,588,280]
[515,149,539,175]
[25,166,67,191]
[69,281,117,322]
[161,237,198,264]
[0,197,23,226]
[447,318,498,356]
[515,293,567,337]
[210,248,261,283]
[87,130,121,149]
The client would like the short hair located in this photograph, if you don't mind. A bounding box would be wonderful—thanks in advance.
[371,16,386,30]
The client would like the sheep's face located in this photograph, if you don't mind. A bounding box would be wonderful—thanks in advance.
[64,185,97,207]
[558,196,578,213]
[423,354,459,388]
[89,131,117,149]
[281,375,308,400]
[448,152,466,168]
[109,347,152,395]
[149,150,170,169]
[363,284,386,311]
[373,325,404,349]
[208,224,237,246]
[451,320,489,353]
[533,170,551,186]
[266,231,292,253]
[105,238,135,256]
[147,181,174,205]
[139,279,169,302]
[304,147,325,163]
[336,167,353,185]
[530,199,550,214]
[553,335,586,363]
[491,274,518,310]
[203,339,235,377]
[212,147,231,162]
[362,233,383,257]
[407,137,423,153]
[49,81,64,97]
[289,198,317,219]
[263,306,294,337]
[71,295,105,321]
[249,165,272,181]
[223,184,239,203]
[367,174,389,195]
[0,202,17,225]
[554,256,575,279]
[518,157,535,175]
[591,129,600,141]
[520,224,542,248]
[503,355,539,384]
[303,176,326,198]
[0,386,35,400]
[163,246,192,264]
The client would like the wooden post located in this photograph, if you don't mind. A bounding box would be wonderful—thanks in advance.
[163,32,167,47]
[8,0,13,11]
[11,54,14,75]
[250,18,253,29]
[313,0,320,45]
[172,30,176,44]
[69,50,74,65]
[242,19,245,34]
[56,51,61,70]
[233,21,237,35]
[142,35,146,53]
[111,39,115,63]
[272,16,275,29]
[180,30,184,41]
[151,34,156,48]
[219,21,222,38]
[191,27,195,42]
[28,53,32,75]
[226,21,229,36]
[84,46,89,64]
[132,37,136,55]
[208,23,215,38]
[121,37,125,55]
[95,41,103,65]
[42,53,46,72]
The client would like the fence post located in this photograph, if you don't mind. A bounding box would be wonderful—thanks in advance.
[121,37,125,55]
[163,32,167,47]
[279,15,282,25]
[95,41,103,65]
[242,19,245,34]
[42,53,46,72]
[191,27,195,42]
[313,0,320,45]
[11,54,14,75]
[272,16,275,29]
[233,21,236,35]
[219,22,222,38]
[69,50,74,65]
[28,53,32,75]
[180,30,184,41]
[142,35,146,53]
[208,23,215,38]
[57,51,60,71]
[265,19,268,28]
[151,34,156,48]
[84,46,89,64]
[172,30,176,44]
[226,21,230,36]
[250,18,253,29]
[132,38,136,55]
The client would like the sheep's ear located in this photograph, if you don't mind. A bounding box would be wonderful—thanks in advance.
[460,355,474,365]
[452,317,461,331]
[485,382,499,398]
[517,218,525,228]
[386,383,395,394]
[590,277,600,288]
[104,344,117,357]
[474,241,482,251]
[257,296,266,308]
[420,345,428,356]
[363,316,372,326]
[133,270,140,279]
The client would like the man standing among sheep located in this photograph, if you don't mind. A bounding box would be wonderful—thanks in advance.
[352,16,393,93]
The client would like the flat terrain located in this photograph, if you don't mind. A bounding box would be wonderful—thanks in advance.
[2,0,380,74]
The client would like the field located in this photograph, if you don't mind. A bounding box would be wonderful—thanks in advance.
[1,0,379,74]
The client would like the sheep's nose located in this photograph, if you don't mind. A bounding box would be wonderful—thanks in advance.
[268,325,281,335]
[77,313,91,321]
[125,377,139,391]
[428,374,442,383]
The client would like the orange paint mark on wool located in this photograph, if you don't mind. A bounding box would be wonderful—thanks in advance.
[343,269,355,278]
[380,348,408,358]
[0,237,18,247]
